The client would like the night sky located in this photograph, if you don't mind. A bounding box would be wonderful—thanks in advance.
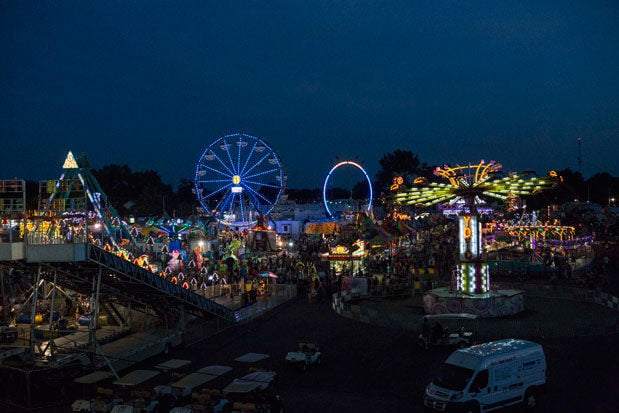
[1,1,617,189]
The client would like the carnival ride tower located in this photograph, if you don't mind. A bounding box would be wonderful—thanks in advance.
[456,200,486,294]
[37,151,130,244]
[396,160,559,298]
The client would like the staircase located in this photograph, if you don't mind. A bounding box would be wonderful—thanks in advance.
[31,244,238,323]
[88,246,237,321]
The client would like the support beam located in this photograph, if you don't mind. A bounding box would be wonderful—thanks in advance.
[29,266,41,354]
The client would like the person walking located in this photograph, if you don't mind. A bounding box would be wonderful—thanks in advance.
[421,317,431,349]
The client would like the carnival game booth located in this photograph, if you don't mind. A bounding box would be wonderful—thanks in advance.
[506,225,595,272]
[486,224,595,278]
[246,222,278,253]
[304,220,339,236]
[506,224,578,250]
[487,248,552,277]
[320,240,368,275]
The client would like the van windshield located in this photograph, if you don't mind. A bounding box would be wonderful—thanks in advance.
[433,363,475,391]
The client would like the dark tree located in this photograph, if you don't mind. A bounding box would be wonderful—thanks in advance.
[93,165,174,217]
[25,180,39,211]
[351,180,370,200]
[326,187,352,200]
[375,149,431,195]
[525,168,585,209]
[285,188,321,203]
[586,173,617,206]
[551,169,586,205]
[174,178,197,217]
[133,170,174,217]
[92,164,134,214]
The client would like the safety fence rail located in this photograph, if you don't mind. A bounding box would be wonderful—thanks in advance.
[89,245,237,321]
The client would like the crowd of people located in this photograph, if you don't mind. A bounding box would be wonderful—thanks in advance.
[1,206,616,327]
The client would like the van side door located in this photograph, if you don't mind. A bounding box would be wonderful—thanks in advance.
[522,355,546,386]
[488,362,524,409]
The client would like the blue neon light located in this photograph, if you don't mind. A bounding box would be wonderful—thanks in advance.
[322,161,373,218]
[195,133,284,226]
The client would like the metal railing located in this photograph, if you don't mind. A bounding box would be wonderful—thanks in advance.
[88,245,238,321]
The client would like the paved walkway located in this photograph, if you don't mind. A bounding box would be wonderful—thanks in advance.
[20,290,619,413]
[333,285,619,340]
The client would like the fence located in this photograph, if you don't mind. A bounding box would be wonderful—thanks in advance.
[183,284,297,346]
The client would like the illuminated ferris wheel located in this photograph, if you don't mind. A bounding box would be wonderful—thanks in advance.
[194,133,285,226]
[322,160,373,218]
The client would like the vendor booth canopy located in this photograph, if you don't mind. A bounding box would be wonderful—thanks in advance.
[258,271,278,279]
[247,228,277,252]
[519,252,544,264]
[305,221,339,235]
[222,253,239,262]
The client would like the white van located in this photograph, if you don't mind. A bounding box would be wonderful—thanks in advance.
[423,339,546,412]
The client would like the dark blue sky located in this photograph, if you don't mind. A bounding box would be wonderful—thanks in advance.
[1,1,617,189]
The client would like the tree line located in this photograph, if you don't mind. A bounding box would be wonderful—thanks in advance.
[22,150,617,217]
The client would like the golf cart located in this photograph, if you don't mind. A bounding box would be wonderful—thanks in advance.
[285,342,321,371]
[214,371,282,413]
[417,313,477,350]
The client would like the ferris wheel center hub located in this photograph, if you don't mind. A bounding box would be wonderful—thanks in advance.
[232,175,241,184]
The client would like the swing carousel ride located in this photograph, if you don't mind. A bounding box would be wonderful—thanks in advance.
[395,160,560,317]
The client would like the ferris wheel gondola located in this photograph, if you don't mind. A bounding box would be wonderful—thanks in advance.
[194,133,285,227]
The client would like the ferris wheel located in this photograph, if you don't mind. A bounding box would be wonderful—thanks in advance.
[322,160,373,218]
[194,133,285,226]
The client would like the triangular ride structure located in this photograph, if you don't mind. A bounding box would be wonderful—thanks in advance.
[31,151,237,322]
[41,151,130,243]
